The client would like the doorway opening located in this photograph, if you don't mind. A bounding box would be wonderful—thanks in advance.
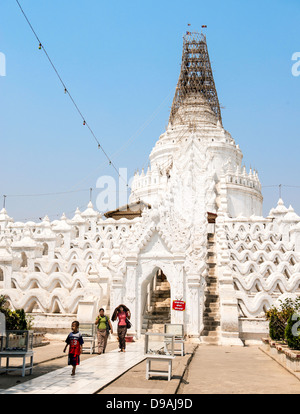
[141,269,171,334]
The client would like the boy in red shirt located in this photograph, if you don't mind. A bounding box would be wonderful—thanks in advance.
[64,321,84,376]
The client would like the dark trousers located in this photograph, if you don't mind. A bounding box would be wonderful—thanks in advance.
[97,329,108,354]
[117,325,127,350]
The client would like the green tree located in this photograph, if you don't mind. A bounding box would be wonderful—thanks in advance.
[285,314,300,350]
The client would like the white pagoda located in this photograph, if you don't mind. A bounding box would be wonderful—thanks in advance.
[1,32,300,345]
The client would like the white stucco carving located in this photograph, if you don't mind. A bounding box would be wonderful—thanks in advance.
[0,33,298,345]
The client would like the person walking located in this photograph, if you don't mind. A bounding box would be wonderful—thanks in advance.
[112,304,131,352]
[63,320,84,376]
[95,308,113,354]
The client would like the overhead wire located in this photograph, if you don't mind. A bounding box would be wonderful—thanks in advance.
[67,89,174,192]
[15,0,130,190]
[11,4,300,218]
[14,0,177,218]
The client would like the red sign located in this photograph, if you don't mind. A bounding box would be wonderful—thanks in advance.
[172,300,186,311]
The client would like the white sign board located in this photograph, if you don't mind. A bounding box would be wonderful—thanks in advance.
[0,312,6,336]
[164,324,184,338]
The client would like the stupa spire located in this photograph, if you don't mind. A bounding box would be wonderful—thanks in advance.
[169,31,222,126]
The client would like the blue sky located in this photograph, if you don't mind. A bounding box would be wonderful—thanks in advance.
[0,0,299,221]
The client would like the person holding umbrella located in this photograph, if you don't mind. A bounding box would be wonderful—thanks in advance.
[111,304,131,352]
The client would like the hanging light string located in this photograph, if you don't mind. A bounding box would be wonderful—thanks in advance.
[15,0,130,190]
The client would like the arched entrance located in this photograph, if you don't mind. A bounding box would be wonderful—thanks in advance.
[108,235,187,338]
[134,258,184,338]
[141,268,171,334]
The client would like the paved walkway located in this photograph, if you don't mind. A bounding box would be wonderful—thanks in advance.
[1,341,146,394]
[178,345,300,394]
[3,341,300,394]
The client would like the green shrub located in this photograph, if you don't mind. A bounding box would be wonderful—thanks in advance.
[265,298,300,341]
[285,314,300,350]
[269,313,285,340]
[0,295,33,330]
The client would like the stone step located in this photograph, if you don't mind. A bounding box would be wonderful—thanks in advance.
[154,287,170,291]
[205,300,219,306]
[205,310,219,316]
[144,309,170,315]
[151,302,170,307]
[201,328,220,336]
[205,289,218,294]
[203,315,220,321]
[205,293,219,299]
[145,315,171,321]
[147,313,170,319]
[206,291,218,296]
[205,299,219,306]
[203,313,219,319]
[203,306,219,316]
[146,321,170,326]
[156,282,170,288]
[151,291,170,299]
[151,297,171,303]
[147,315,170,321]
[203,320,220,327]
[151,307,171,312]
[203,309,219,315]
[207,249,215,255]
[205,292,218,297]
[152,287,170,293]
[151,303,171,309]
[206,278,217,284]
[204,318,220,323]
[205,302,219,308]
[205,293,218,298]
[206,279,218,285]
[205,309,219,315]
[206,280,218,285]
[203,326,220,332]
[205,299,219,304]
[152,301,171,306]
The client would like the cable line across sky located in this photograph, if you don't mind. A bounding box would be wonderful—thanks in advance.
[15,0,131,192]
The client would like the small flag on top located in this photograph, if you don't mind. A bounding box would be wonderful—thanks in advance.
[202,25,207,28]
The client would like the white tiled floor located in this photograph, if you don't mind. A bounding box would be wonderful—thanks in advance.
[1,341,146,394]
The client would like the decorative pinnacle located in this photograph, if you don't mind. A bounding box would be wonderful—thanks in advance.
[169,31,222,126]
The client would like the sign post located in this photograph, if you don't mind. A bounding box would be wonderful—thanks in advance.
[172,300,186,311]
